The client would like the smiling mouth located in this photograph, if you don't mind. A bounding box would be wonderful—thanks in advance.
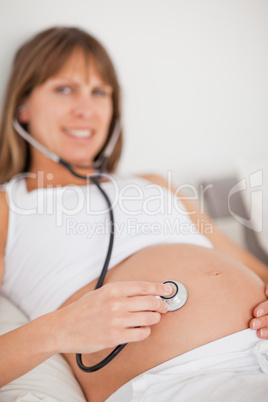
[64,128,93,138]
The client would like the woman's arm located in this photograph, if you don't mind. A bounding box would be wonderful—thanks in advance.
[0,191,8,285]
[0,281,170,386]
[182,196,268,281]
[140,174,268,281]
[141,174,268,338]
[0,310,58,386]
[180,198,268,338]
[1,205,52,385]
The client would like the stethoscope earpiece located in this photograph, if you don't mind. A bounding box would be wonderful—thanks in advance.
[12,117,121,173]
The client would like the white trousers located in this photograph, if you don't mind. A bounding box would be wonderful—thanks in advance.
[107,329,268,402]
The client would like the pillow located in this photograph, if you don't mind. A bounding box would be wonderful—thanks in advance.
[0,294,86,402]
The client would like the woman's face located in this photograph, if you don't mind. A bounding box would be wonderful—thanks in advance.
[20,49,113,167]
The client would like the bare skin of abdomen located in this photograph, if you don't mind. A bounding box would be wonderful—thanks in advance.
[61,244,265,402]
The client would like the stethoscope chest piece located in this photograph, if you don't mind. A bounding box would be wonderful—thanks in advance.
[160,280,188,312]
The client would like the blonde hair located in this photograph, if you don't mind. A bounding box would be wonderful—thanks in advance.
[0,26,123,184]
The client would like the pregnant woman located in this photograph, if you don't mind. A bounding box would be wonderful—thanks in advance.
[1,26,268,401]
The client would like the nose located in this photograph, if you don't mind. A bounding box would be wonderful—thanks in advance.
[72,95,95,119]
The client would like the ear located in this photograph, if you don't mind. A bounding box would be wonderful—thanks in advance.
[17,103,30,123]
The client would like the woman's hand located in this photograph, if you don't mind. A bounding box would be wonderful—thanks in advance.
[51,281,171,354]
[250,284,268,338]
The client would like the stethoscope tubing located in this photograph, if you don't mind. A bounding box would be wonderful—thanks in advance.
[59,161,127,372]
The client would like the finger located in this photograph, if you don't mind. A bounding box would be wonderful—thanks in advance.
[256,328,268,339]
[265,284,268,297]
[126,295,169,313]
[119,311,161,328]
[252,300,268,318]
[121,327,152,343]
[105,281,173,298]
[250,315,268,331]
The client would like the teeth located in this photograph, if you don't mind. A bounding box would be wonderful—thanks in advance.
[65,129,92,138]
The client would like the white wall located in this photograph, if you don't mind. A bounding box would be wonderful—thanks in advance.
[0,0,267,186]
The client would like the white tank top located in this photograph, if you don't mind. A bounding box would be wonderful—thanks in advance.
[1,174,212,319]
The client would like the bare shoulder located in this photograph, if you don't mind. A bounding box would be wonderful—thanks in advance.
[0,189,9,284]
[140,173,202,217]
[139,174,170,189]
[0,189,9,231]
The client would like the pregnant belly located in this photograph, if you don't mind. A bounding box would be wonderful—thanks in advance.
[62,244,265,401]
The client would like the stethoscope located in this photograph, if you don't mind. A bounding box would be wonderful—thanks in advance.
[13,118,188,373]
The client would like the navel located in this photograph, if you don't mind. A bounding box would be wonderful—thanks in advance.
[207,270,222,276]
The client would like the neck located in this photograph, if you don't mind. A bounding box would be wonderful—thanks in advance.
[27,153,94,191]
[26,153,110,192]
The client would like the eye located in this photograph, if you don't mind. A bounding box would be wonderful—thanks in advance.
[93,88,106,97]
[93,87,112,97]
[55,86,72,95]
